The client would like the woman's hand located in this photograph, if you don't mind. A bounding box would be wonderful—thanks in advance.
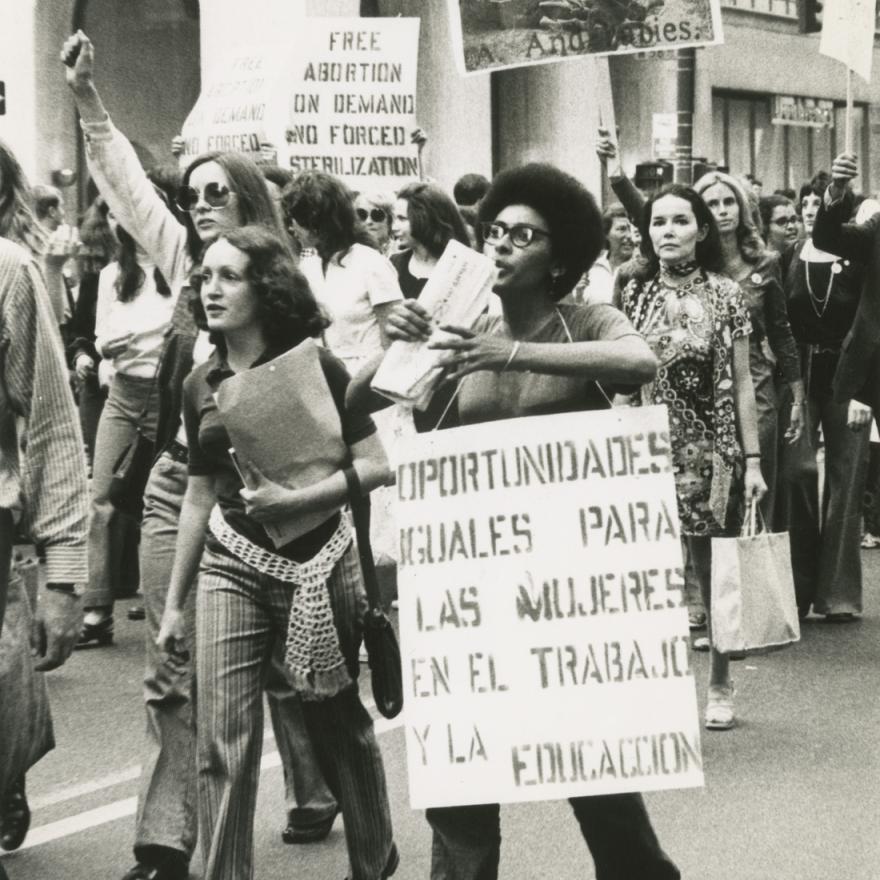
[411,128,428,152]
[744,458,767,504]
[595,127,618,164]
[386,300,433,343]
[785,401,805,444]
[238,462,305,523]
[156,607,188,659]
[429,325,518,382]
[74,353,96,380]
[847,399,872,431]
[101,332,135,359]
[61,30,95,93]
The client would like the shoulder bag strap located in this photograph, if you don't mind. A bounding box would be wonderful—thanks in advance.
[342,464,383,612]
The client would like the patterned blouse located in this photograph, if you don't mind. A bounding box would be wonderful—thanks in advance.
[619,266,752,535]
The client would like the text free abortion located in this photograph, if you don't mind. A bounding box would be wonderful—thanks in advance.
[397,430,671,503]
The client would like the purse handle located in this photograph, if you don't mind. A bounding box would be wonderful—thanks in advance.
[741,497,765,538]
[342,464,384,613]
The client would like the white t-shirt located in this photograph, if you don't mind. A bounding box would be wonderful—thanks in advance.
[95,260,175,379]
[300,243,403,371]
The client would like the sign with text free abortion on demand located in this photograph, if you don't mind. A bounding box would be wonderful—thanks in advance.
[282,18,420,189]
[394,405,703,809]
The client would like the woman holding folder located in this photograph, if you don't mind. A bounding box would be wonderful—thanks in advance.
[356,163,679,880]
[157,225,398,880]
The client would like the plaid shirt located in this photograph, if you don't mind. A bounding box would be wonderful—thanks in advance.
[0,238,88,584]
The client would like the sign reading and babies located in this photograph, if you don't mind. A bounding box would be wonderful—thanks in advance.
[394,405,703,809]
[448,0,723,74]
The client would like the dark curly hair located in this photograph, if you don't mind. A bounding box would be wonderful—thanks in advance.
[397,181,472,259]
[758,193,795,240]
[477,163,603,299]
[181,152,285,261]
[798,171,831,207]
[280,171,375,262]
[189,224,329,351]
[633,183,724,279]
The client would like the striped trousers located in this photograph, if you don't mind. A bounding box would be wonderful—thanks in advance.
[196,538,394,880]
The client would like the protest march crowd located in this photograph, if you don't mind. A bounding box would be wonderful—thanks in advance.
[1,17,879,880]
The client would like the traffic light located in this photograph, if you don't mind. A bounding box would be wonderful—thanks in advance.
[799,0,823,33]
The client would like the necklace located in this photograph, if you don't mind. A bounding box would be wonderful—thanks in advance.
[804,260,837,319]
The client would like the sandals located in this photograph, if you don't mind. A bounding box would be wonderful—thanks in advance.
[688,610,707,630]
[861,533,880,549]
[705,682,736,731]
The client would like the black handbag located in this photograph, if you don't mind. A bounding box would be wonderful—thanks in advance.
[108,426,155,518]
[343,466,403,720]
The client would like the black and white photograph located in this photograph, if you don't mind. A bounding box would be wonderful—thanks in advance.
[0,0,878,878]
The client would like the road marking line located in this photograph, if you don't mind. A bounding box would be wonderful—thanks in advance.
[7,716,403,853]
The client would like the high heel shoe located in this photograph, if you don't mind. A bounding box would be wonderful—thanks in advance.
[75,616,114,648]
[0,778,30,852]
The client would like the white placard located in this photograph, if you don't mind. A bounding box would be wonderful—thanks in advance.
[393,405,704,809]
[281,17,421,188]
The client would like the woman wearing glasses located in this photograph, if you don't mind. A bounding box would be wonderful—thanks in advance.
[354,190,395,256]
[356,163,679,880]
[389,181,472,299]
[63,32,338,880]
[759,194,801,254]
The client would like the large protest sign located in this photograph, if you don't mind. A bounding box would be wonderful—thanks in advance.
[394,405,703,809]
[280,17,421,188]
[179,46,289,166]
[448,0,723,74]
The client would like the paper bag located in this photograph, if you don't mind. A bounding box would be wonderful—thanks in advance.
[372,240,494,409]
[710,512,801,655]
[215,338,347,547]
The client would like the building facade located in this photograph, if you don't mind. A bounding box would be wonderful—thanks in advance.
[2,0,878,218]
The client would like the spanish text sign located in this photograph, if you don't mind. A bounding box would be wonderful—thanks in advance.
[394,405,703,809]
[282,17,420,188]
[447,0,723,75]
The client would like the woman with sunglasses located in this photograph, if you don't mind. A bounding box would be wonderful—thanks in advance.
[354,163,679,880]
[157,225,397,880]
[63,31,339,880]
[354,190,395,256]
[390,181,472,300]
[759,194,800,254]
[615,184,766,731]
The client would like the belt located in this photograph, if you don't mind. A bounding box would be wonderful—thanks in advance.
[806,343,841,356]
[164,440,188,464]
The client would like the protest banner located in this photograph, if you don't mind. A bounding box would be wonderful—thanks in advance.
[393,405,703,809]
[447,0,723,75]
[178,45,289,166]
[280,17,421,189]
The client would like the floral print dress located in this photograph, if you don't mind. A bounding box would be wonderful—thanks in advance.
[619,268,752,536]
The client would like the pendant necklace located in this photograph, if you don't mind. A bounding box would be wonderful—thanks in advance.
[804,260,838,319]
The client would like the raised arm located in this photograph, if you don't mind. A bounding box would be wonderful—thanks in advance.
[596,127,647,226]
[62,31,190,283]
[812,151,880,262]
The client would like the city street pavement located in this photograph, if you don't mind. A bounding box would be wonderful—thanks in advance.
[3,553,879,880]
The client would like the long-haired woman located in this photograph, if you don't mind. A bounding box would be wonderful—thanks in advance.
[390,180,471,299]
[694,171,804,522]
[64,31,338,880]
[158,225,397,880]
[616,183,767,731]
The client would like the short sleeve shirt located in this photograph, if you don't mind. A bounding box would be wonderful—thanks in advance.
[456,302,641,425]
[183,343,376,562]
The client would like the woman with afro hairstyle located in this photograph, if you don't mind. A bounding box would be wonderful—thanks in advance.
[352,163,679,880]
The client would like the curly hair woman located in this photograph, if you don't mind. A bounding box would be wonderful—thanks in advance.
[158,225,398,880]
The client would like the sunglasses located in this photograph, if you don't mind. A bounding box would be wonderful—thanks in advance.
[481,221,551,249]
[356,207,388,223]
[176,182,235,213]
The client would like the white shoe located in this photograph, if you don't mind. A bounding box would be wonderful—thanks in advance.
[705,682,735,730]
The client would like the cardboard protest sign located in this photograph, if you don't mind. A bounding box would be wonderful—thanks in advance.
[393,405,703,808]
[819,0,875,84]
[280,17,421,189]
[179,45,289,166]
[448,0,723,75]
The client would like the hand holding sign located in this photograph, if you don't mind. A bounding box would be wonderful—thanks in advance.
[61,30,95,91]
